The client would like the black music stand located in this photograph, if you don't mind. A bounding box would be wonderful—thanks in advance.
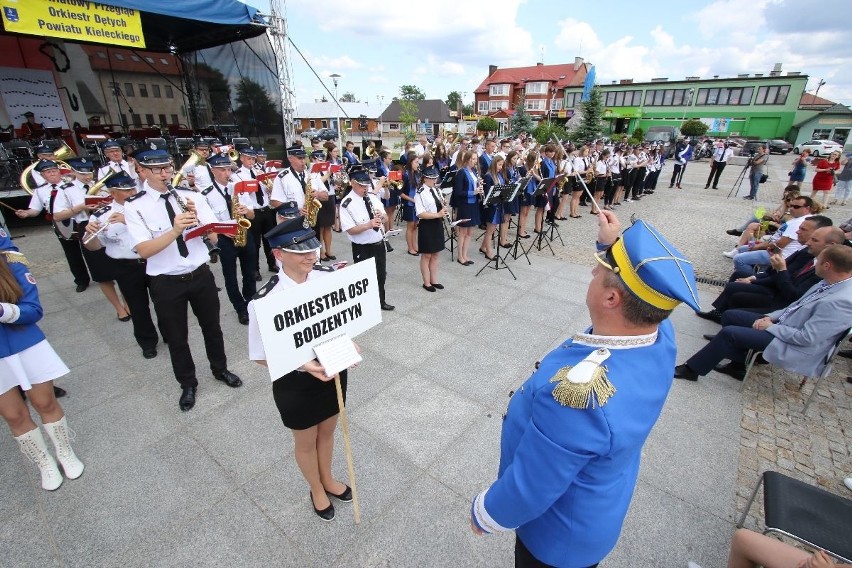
[532,177,558,255]
[507,176,533,265]
[476,182,519,280]
[439,170,458,258]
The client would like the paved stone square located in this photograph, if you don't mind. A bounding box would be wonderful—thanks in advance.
[1,155,850,567]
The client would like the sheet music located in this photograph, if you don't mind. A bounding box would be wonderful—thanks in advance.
[313,334,362,377]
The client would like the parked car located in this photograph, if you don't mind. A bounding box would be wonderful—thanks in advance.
[741,140,769,157]
[767,139,793,154]
[300,128,320,139]
[643,126,681,158]
[317,128,339,141]
[793,139,843,156]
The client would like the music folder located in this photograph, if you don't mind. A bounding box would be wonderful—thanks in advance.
[508,175,532,202]
[184,221,238,240]
[85,195,112,207]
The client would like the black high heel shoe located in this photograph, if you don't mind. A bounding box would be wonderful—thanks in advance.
[310,491,335,521]
[327,485,353,502]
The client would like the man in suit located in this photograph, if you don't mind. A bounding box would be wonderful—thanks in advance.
[675,245,852,381]
[697,218,840,320]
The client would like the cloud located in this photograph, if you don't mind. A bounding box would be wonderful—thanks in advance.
[690,0,769,39]
[763,0,847,33]
[413,55,465,78]
[307,53,361,71]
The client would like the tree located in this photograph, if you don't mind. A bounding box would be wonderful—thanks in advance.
[509,92,536,136]
[446,91,462,114]
[681,119,709,137]
[399,85,426,101]
[340,92,357,103]
[571,86,604,142]
[399,99,419,143]
[234,77,281,135]
[462,103,474,116]
[532,123,570,145]
[476,116,499,135]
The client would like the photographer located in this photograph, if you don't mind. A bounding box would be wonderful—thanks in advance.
[745,145,768,200]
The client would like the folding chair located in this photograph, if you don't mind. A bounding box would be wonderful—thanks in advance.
[742,327,852,413]
[737,471,852,562]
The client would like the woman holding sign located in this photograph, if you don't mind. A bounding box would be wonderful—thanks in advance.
[247,216,352,522]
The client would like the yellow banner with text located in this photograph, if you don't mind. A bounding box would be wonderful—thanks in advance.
[1,0,145,48]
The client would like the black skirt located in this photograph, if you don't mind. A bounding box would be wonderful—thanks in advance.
[315,196,335,227]
[417,217,444,254]
[272,368,348,430]
[81,246,115,283]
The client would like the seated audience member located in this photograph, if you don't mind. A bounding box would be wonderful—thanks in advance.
[675,245,852,381]
[688,527,850,568]
[697,220,842,321]
[726,186,799,236]
[723,196,814,273]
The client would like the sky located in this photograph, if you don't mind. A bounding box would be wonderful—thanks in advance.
[251,0,851,114]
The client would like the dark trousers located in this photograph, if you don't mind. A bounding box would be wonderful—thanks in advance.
[685,309,773,375]
[515,537,598,568]
[250,208,278,271]
[603,178,617,205]
[712,281,774,313]
[646,169,661,189]
[217,232,258,315]
[57,237,91,286]
[706,160,727,188]
[670,163,686,187]
[148,264,227,388]
[111,258,158,351]
[351,241,387,304]
[630,167,646,198]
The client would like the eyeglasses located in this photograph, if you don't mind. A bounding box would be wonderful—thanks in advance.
[146,166,175,174]
[789,204,808,209]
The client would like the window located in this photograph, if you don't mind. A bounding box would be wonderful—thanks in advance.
[344,119,352,129]
[170,114,179,125]
[755,85,790,105]
[696,86,753,105]
[564,92,580,108]
[130,55,140,62]
[120,113,128,126]
[478,101,489,113]
[524,99,545,111]
[389,123,399,130]
[489,84,509,96]
[152,85,161,98]
[114,53,124,61]
[164,85,174,98]
[138,84,148,97]
[525,82,548,95]
[158,114,167,125]
[145,114,154,125]
[309,120,316,128]
[123,83,134,97]
[605,90,642,106]
[159,58,169,65]
[145,57,154,63]
[131,113,141,126]
[96,51,107,59]
[812,129,831,140]
[321,120,328,128]
[489,100,509,111]
[644,89,692,106]
[551,99,563,110]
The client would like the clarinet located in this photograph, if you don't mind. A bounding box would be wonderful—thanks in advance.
[167,184,220,263]
[363,192,392,251]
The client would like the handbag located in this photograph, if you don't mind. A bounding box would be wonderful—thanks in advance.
[759,173,768,184]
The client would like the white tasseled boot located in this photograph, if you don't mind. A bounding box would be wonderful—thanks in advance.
[14,427,63,490]
[43,416,85,480]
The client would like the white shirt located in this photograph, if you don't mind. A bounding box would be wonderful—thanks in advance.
[414,185,443,216]
[247,267,327,362]
[608,155,621,174]
[413,143,427,157]
[123,181,217,276]
[775,215,808,258]
[27,182,54,212]
[595,160,607,176]
[271,168,306,210]
[339,190,384,245]
[200,179,256,223]
[50,179,90,225]
[714,147,733,163]
[187,163,213,190]
[90,200,140,259]
[97,159,138,182]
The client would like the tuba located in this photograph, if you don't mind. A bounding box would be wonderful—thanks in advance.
[87,168,120,195]
[20,142,75,195]
[171,150,205,187]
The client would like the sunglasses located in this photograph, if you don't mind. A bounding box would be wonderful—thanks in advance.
[789,204,808,209]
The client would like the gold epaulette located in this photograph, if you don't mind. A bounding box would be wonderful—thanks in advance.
[2,251,29,267]
[550,348,616,409]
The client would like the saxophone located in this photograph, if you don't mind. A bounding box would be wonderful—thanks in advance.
[304,172,322,227]
[232,186,252,248]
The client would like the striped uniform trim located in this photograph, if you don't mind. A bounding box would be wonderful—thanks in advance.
[609,238,680,311]
[0,302,21,323]
[472,490,512,534]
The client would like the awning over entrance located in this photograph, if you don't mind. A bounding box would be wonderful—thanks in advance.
[604,107,643,119]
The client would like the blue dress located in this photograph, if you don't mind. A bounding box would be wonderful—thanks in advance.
[483,172,505,225]
[401,170,420,222]
[452,168,481,227]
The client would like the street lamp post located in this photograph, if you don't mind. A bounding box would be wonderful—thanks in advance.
[330,73,342,153]
[682,88,694,128]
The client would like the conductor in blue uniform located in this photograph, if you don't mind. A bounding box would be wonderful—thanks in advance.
[471,210,702,568]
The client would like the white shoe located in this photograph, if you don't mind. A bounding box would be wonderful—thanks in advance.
[15,427,63,490]
[844,477,852,491]
[722,249,738,259]
[687,563,703,568]
[43,416,85,480]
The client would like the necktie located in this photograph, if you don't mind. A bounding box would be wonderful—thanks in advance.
[298,172,306,189]
[161,193,189,257]
[776,282,829,323]
[363,195,378,232]
[256,177,265,206]
[794,260,815,278]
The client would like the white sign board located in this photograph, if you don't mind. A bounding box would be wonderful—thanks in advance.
[254,258,381,380]
[0,67,69,128]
